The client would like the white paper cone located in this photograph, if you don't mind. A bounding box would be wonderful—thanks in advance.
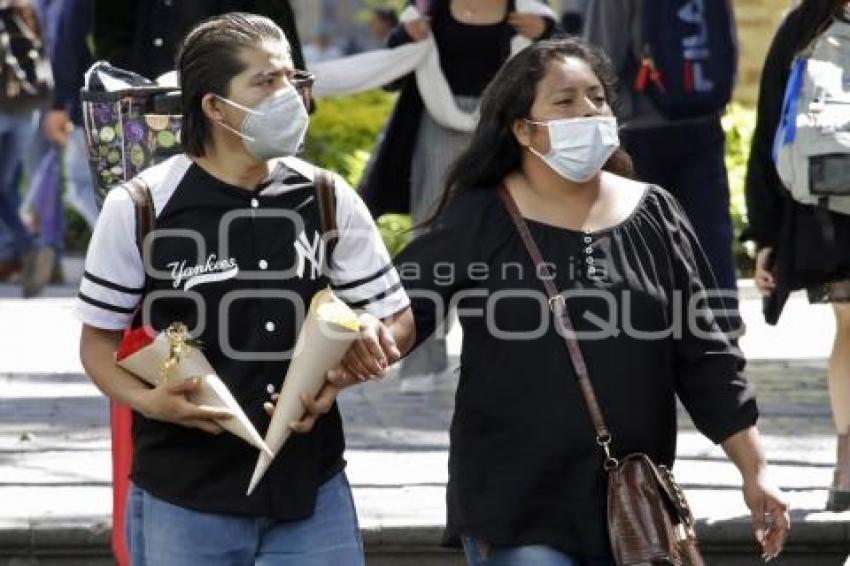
[247,289,359,495]
[117,331,272,457]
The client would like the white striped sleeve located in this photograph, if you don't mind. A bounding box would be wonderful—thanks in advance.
[328,176,410,319]
[75,188,144,330]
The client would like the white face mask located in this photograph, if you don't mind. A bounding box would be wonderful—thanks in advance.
[214,84,308,161]
[525,116,620,183]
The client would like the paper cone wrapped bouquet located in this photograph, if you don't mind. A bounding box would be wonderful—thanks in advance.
[115,323,272,456]
[247,288,361,495]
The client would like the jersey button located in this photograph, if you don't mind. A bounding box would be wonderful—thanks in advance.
[258,259,268,270]
[251,198,259,208]
[265,321,276,333]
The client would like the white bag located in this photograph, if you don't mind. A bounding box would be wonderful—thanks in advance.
[774,19,850,215]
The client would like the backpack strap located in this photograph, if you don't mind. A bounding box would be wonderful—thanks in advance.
[122,177,154,260]
[314,167,338,267]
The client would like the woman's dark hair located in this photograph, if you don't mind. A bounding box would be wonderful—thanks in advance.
[176,12,289,156]
[796,0,848,51]
[425,38,633,226]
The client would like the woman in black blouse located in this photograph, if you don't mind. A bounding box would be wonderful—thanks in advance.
[744,0,850,512]
[335,39,789,564]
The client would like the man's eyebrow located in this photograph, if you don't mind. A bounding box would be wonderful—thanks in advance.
[250,68,291,81]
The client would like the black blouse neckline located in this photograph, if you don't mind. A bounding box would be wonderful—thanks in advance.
[520,185,653,237]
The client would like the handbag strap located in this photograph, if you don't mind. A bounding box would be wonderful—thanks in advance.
[314,167,338,266]
[497,185,618,470]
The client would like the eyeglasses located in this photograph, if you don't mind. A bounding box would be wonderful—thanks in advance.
[292,70,314,108]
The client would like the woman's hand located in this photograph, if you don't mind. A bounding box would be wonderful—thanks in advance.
[508,13,547,40]
[404,17,431,41]
[754,247,776,296]
[137,377,233,435]
[742,473,790,562]
[330,313,401,383]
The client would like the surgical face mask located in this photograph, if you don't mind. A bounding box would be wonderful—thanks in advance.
[525,116,620,183]
[214,84,308,161]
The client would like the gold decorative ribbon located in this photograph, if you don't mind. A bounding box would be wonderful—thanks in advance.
[158,323,201,383]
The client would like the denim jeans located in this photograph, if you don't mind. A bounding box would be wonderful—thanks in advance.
[462,537,616,566]
[126,472,365,566]
[0,112,37,261]
[23,146,63,250]
[64,127,99,228]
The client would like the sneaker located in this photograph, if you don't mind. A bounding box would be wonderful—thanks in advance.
[21,246,56,298]
[399,373,438,394]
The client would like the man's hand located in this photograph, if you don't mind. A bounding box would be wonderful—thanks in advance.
[137,377,232,435]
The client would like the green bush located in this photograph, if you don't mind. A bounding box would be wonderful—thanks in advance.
[721,102,757,277]
[305,90,414,257]
[303,90,396,187]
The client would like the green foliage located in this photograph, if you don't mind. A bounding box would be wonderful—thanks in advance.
[376,213,413,257]
[304,89,413,256]
[721,102,757,276]
[357,0,407,23]
[303,90,396,187]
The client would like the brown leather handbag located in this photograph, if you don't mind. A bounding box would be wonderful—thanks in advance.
[498,186,704,566]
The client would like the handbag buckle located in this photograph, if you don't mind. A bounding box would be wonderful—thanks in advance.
[596,434,619,471]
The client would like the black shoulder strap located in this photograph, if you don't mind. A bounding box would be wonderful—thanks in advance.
[314,167,339,266]
[122,177,154,260]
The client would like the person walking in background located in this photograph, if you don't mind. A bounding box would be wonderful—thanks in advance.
[0,0,54,292]
[584,0,739,297]
[360,0,559,392]
[745,0,850,511]
[17,0,99,295]
[93,0,307,80]
[340,38,789,565]
[41,0,98,232]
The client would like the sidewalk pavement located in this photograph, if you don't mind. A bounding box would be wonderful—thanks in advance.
[0,256,849,565]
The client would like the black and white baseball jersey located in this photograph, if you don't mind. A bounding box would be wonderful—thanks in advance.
[75,153,409,519]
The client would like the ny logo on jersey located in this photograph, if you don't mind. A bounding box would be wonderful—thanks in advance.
[294,230,325,280]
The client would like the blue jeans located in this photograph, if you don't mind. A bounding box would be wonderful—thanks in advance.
[126,472,365,566]
[23,146,63,250]
[462,537,615,566]
[0,112,37,261]
[64,127,99,228]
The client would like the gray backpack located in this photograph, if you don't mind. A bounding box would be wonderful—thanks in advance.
[774,18,850,215]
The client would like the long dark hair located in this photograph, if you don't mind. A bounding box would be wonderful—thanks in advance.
[424,38,633,226]
[795,0,848,51]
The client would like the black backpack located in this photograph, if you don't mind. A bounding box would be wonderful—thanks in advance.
[631,0,737,119]
[0,2,52,113]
